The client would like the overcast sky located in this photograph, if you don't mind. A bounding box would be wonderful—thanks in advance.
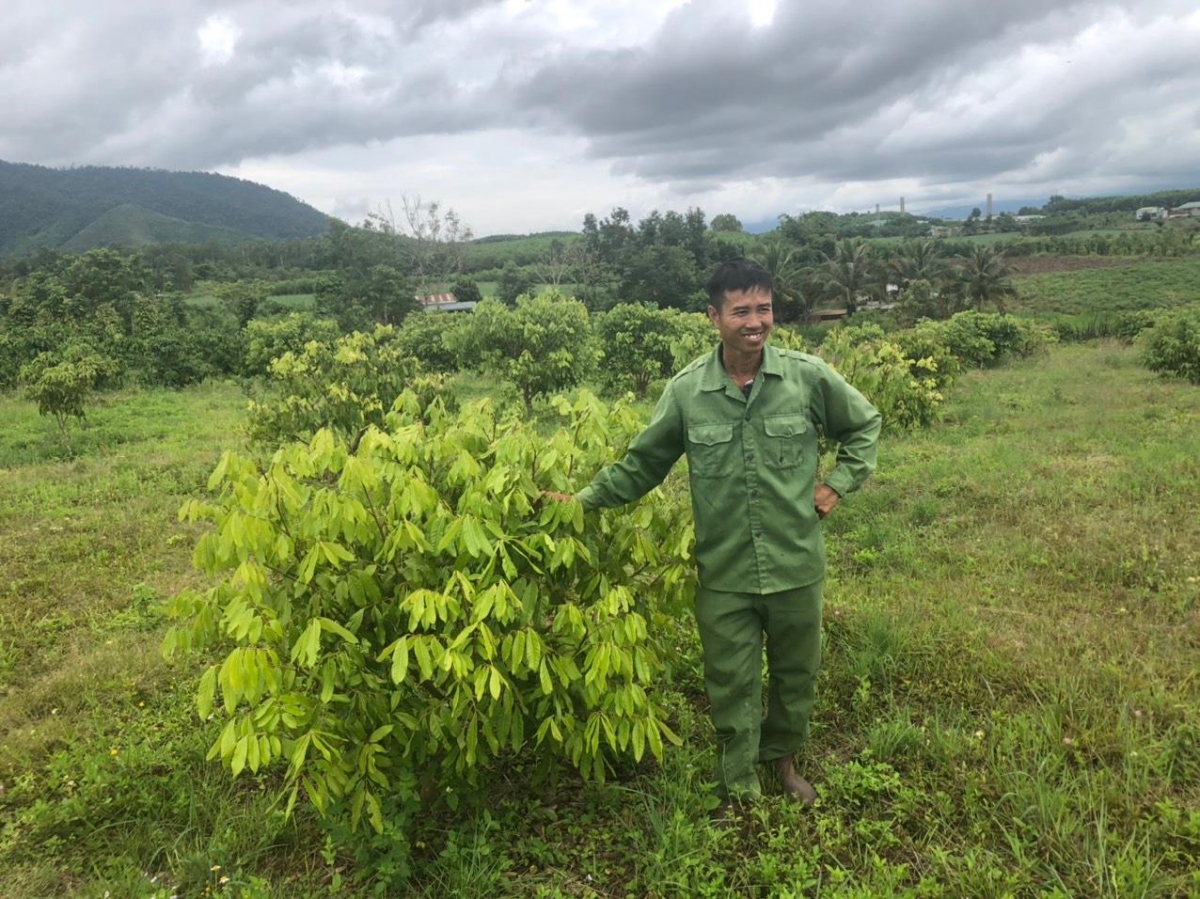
[3,0,1198,234]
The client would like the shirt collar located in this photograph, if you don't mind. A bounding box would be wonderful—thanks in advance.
[700,343,783,392]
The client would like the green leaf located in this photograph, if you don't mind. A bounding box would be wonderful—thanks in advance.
[368,724,394,743]
[413,637,433,681]
[291,619,322,669]
[319,660,336,704]
[632,719,646,762]
[231,735,249,777]
[317,617,358,644]
[388,637,410,684]
[197,665,217,720]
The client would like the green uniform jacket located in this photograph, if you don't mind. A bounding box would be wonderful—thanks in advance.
[577,343,882,594]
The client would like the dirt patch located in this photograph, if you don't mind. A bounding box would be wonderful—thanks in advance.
[1009,256,1141,276]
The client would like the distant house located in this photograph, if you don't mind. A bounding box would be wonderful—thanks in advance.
[1136,207,1169,222]
[416,292,477,313]
[813,308,850,322]
[1170,201,1200,218]
[1012,214,1045,224]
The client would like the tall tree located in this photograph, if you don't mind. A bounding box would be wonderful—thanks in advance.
[891,239,948,288]
[753,241,812,323]
[811,239,876,313]
[959,245,1017,313]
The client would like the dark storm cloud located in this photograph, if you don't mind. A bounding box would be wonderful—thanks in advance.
[2,0,1197,203]
[0,0,511,168]
[508,0,1176,186]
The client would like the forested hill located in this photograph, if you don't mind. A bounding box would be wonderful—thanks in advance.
[0,160,330,257]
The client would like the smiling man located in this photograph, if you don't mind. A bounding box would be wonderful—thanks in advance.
[562,258,881,815]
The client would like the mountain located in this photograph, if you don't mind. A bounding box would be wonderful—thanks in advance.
[0,160,331,257]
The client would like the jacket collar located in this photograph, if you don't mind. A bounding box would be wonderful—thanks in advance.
[700,343,783,392]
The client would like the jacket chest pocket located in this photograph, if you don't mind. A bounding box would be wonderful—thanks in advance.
[763,413,809,470]
[687,422,736,478]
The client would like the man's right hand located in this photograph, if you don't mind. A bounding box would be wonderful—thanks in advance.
[541,491,574,503]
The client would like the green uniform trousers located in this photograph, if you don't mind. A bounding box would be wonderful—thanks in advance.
[694,580,824,799]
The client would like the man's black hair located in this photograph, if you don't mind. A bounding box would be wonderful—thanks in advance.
[706,258,774,310]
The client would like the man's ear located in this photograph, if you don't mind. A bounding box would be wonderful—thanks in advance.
[707,304,720,325]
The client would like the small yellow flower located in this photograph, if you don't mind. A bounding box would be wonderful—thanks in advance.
[218,876,230,885]
[211,864,221,872]
[109,747,119,756]
[138,701,145,708]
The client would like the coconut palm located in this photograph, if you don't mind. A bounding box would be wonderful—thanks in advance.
[812,238,876,313]
[753,240,813,322]
[891,239,949,288]
[959,244,1016,313]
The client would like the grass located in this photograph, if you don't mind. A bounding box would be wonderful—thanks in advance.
[1013,256,1200,315]
[2,345,1198,896]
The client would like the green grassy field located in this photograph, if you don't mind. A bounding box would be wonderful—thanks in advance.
[1,345,1198,897]
[1013,257,1200,316]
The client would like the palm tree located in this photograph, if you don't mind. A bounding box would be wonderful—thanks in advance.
[891,239,948,288]
[959,245,1016,313]
[754,240,812,322]
[812,238,875,313]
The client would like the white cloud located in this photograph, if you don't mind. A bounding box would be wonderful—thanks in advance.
[198,14,241,67]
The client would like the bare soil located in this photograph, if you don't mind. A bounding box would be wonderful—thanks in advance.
[1009,255,1141,276]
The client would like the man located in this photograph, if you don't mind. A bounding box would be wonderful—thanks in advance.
[554,259,881,813]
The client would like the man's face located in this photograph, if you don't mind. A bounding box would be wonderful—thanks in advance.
[708,287,774,356]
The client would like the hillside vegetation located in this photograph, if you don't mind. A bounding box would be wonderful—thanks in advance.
[0,160,330,257]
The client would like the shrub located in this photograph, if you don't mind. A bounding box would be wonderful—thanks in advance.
[949,312,1051,363]
[1140,310,1200,384]
[246,326,424,447]
[890,325,963,390]
[18,345,122,451]
[667,312,718,371]
[242,313,342,377]
[449,294,599,413]
[394,311,466,375]
[819,329,944,431]
[164,391,692,833]
[595,304,692,397]
[768,325,807,352]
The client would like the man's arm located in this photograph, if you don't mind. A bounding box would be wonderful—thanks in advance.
[575,381,685,511]
[813,363,882,501]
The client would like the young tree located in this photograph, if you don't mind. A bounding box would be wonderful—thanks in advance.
[19,346,119,453]
[450,278,484,307]
[164,391,692,834]
[216,280,270,327]
[497,262,537,307]
[246,326,424,447]
[594,304,688,397]
[450,293,599,414]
